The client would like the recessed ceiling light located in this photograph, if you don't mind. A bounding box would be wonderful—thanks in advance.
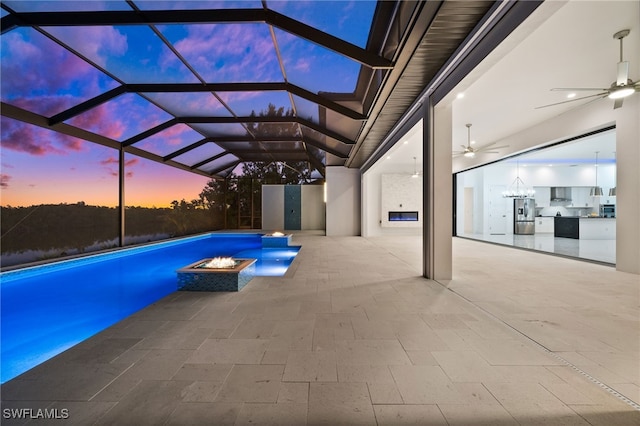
[567,93,576,99]
[456,93,464,99]
[403,140,408,144]
[470,140,476,145]
[386,156,391,160]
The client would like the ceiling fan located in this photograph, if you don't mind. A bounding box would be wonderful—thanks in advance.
[453,123,509,158]
[537,29,639,110]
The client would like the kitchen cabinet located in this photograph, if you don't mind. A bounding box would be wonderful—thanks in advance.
[572,187,594,207]
[534,187,550,207]
[535,217,554,233]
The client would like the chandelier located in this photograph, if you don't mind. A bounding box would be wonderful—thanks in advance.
[502,160,535,198]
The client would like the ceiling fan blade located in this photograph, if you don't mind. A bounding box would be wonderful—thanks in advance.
[535,92,608,109]
[550,87,608,92]
[617,61,629,86]
[479,145,509,151]
[460,145,467,150]
[475,142,496,149]
[480,151,500,154]
[614,98,624,109]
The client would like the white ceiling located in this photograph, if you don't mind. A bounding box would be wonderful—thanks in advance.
[372,0,638,174]
[450,0,638,165]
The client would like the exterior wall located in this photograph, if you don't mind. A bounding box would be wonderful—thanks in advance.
[262,185,325,231]
[326,166,361,236]
[261,185,285,231]
[301,185,326,230]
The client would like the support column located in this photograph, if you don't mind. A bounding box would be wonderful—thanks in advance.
[423,100,453,280]
[118,146,125,247]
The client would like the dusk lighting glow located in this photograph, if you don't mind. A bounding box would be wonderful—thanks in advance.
[1,1,377,208]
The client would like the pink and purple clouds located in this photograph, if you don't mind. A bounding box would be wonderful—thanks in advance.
[1,28,120,117]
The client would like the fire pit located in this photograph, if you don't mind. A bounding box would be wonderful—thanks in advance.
[177,257,256,291]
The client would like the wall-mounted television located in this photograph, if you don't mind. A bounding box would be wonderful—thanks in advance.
[388,211,419,221]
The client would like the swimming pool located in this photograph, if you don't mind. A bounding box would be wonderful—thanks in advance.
[0,233,299,383]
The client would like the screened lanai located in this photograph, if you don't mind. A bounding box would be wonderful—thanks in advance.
[1,0,496,268]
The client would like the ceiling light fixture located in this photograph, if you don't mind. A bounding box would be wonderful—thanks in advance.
[456,93,465,99]
[608,86,635,99]
[590,151,604,196]
[503,160,535,198]
[567,93,576,98]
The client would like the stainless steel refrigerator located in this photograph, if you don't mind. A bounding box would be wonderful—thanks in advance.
[514,198,535,235]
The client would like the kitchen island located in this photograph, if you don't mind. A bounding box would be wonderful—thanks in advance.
[554,216,579,239]
[554,216,616,239]
[579,217,616,239]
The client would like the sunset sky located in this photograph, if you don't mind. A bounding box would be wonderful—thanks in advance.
[0,1,376,208]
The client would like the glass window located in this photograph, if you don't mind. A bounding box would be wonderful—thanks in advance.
[133,124,204,157]
[1,117,119,267]
[135,1,262,10]
[267,0,377,48]
[1,27,120,117]
[292,95,320,123]
[197,154,240,175]
[221,91,292,117]
[124,154,219,243]
[2,0,131,12]
[144,92,231,117]
[172,143,226,168]
[43,25,199,83]
[274,28,361,94]
[66,93,173,142]
[190,123,248,138]
[158,23,283,83]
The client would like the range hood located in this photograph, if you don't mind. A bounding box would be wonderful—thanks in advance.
[551,187,572,201]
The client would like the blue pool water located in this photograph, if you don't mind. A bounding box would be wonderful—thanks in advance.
[0,233,299,383]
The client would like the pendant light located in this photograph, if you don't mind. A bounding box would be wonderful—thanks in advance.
[590,151,603,196]
[411,157,419,178]
[502,159,535,198]
[609,151,616,196]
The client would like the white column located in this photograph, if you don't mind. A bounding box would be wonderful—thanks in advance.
[615,94,640,274]
[326,166,361,236]
[424,102,453,280]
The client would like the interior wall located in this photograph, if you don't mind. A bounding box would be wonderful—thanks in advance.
[453,97,638,273]
[326,166,361,236]
[380,174,422,228]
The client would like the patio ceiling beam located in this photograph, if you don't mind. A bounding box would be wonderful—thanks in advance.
[1,9,393,69]
[129,82,366,121]
[209,159,242,176]
[46,82,365,127]
[48,86,127,125]
[190,150,230,170]
[162,137,214,162]
[121,118,178,147]
[179,116,355,146]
